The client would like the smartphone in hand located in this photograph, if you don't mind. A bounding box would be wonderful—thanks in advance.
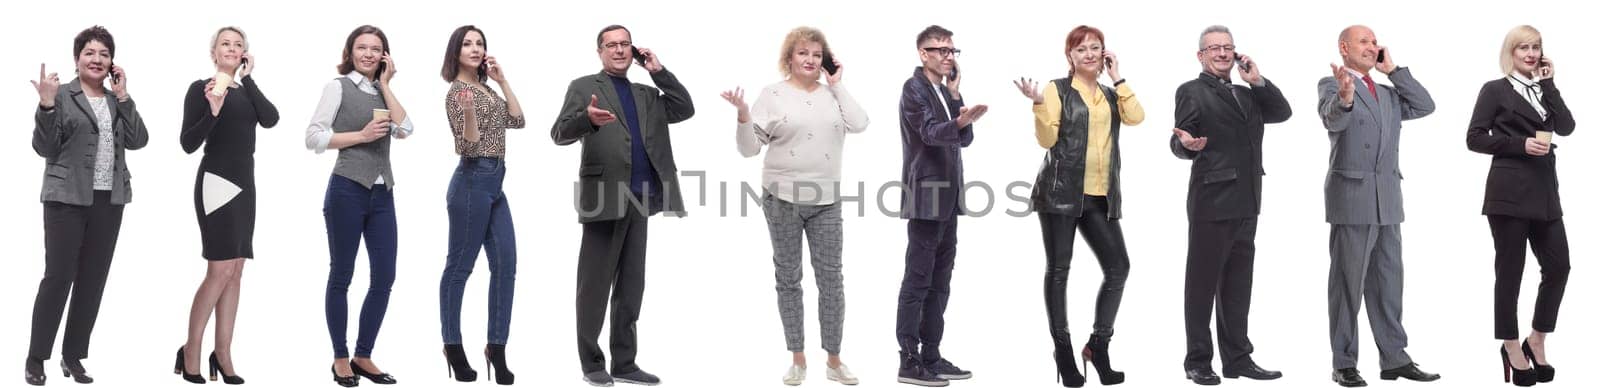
[821,50,839,75]
[1376,49,1386,64]
[947,62,959,82]
[631,46,647,67]
[477,62,489,81]
[1235,53,1251,72]
[108,60,120,84]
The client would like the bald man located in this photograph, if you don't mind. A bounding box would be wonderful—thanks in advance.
[1315,25,1439,387]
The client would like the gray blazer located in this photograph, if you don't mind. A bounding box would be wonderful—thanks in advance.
[1316,67,1434,225]
[32,78,149,206]
[552,69,694,224]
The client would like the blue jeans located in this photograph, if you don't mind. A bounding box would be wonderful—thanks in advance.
[440,157,517,345]
[323,175,398,359]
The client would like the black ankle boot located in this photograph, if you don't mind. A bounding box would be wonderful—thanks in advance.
[443,345,477,382]
[1053,334,1086,387]
[485,344,514,385]
[1082,335,1125,385]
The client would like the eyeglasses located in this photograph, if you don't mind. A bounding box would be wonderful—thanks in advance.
[1200,44,1236,54]
[921,47,962,58]
[602,41,633,50]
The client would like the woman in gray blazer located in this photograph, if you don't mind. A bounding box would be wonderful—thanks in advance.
[25,25,149,386]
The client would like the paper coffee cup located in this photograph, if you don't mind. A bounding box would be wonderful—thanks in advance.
[211,71,233,97]
[372,108,391,122]
[1536,131,1553,143]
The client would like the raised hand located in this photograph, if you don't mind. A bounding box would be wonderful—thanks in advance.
[638,47,664,73]
[1174,128,1208,151]
[1237,54,1262,86]
[32,63,60,108]
[956,104,989,128]
[238,52,255,78]
[486,55,506,83]
[1103,50,1122,82]
[110,65,128,100]
[586,94,617,126]
[1013,77,1043,105]
[1375,46,1397,74]
[379,53,397,84]
[825,54,843,85]
[1331,63,1354,107]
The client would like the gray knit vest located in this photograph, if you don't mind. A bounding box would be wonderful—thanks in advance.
[331,77,394,188]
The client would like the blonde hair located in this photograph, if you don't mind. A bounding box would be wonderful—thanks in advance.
[1499,25,1540,75]
[212,26,248,52]
[778,26,829,77]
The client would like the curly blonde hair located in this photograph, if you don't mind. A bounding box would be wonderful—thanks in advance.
[778,26,830,77]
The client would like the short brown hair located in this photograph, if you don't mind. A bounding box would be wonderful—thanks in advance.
[596,24,629,48]
[337,25,389,75]
[73,26,115,60]
[1066,25,1104,51]
[916,25,953,47]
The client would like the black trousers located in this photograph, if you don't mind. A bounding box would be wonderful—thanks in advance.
[1182,217,1258,369]
[896,217,958,362]
[29,191,125,361]
[576,207,650,374]
[1039,195,1130,345]
[1489,215,1570,339]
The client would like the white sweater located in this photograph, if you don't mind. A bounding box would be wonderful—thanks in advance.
[736,81,870,205]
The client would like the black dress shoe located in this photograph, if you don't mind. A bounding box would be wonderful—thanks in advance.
[350,360,397,385]
[1379,363,1440,382]
[1223,360,1282,380]
[1185,367,1221,386]
[1332,368,1367,387]
[25,358,46,386]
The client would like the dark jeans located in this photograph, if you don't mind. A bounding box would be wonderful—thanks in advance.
[1039,195,1130,345]
[440,157,518,345]
[1489,215,1570,339]
[29,191,124,361]
[576,198,649,374]
[323,175,398,359]
[896,217,957,363]
[1183,217,1258,369]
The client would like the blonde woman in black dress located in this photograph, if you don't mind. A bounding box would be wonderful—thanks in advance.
[176,26,279,385]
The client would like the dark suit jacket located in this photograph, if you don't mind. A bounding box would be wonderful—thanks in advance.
[33,78,150,206]
[552,69,694,224]
[899,67,973,220]
[1170,73,1291,222]
[1466,77,1576,220]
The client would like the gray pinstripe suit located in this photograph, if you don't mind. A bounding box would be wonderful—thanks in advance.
[1316,66,1434,370]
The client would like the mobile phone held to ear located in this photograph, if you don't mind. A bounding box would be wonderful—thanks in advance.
[947,62,959,81]
[477,62,489,81]
[1235,53,1250,72]
[1376,49,1386,64]
[821,50,839,75]
[108,60,120,84]
[631,46,647,67]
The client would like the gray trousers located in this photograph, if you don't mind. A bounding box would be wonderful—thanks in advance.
[1328,224,1413,370]
[763,195,845,354]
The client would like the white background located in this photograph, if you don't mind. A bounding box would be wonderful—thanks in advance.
[1,0,1595,387]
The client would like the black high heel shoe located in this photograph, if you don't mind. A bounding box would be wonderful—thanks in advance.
[1522,340,1554,383]
[1081,335,1125,385]
[331,365,359,387]
[1502,345,1537,386]
[208,352,244,385]
[174,347,205,384]
[443,344,477,382]
[485,344,514,385]
[350,359,396,385]
[60,359,94,384]
[1053,335,1086,387]
[25,358,46,386]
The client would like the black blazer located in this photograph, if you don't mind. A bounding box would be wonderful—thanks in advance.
[552,69,695,224]
[1466,77,1575,220]
[1169,73,1291,222]
[899,67,973,221]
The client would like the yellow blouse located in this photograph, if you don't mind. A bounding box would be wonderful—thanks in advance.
[1031,78,1144,196]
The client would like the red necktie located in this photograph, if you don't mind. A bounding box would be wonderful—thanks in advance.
[1362,74,1377,103]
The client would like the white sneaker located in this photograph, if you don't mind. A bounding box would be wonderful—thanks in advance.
[783,365,806,386]
[827,364,859,385]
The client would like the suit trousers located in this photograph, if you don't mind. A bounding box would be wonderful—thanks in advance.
[1488,215,1570,339]
[575,197,650,374]
[29,191,124,361]
[1328,224,1413,369]
[1183,217,1258,369]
